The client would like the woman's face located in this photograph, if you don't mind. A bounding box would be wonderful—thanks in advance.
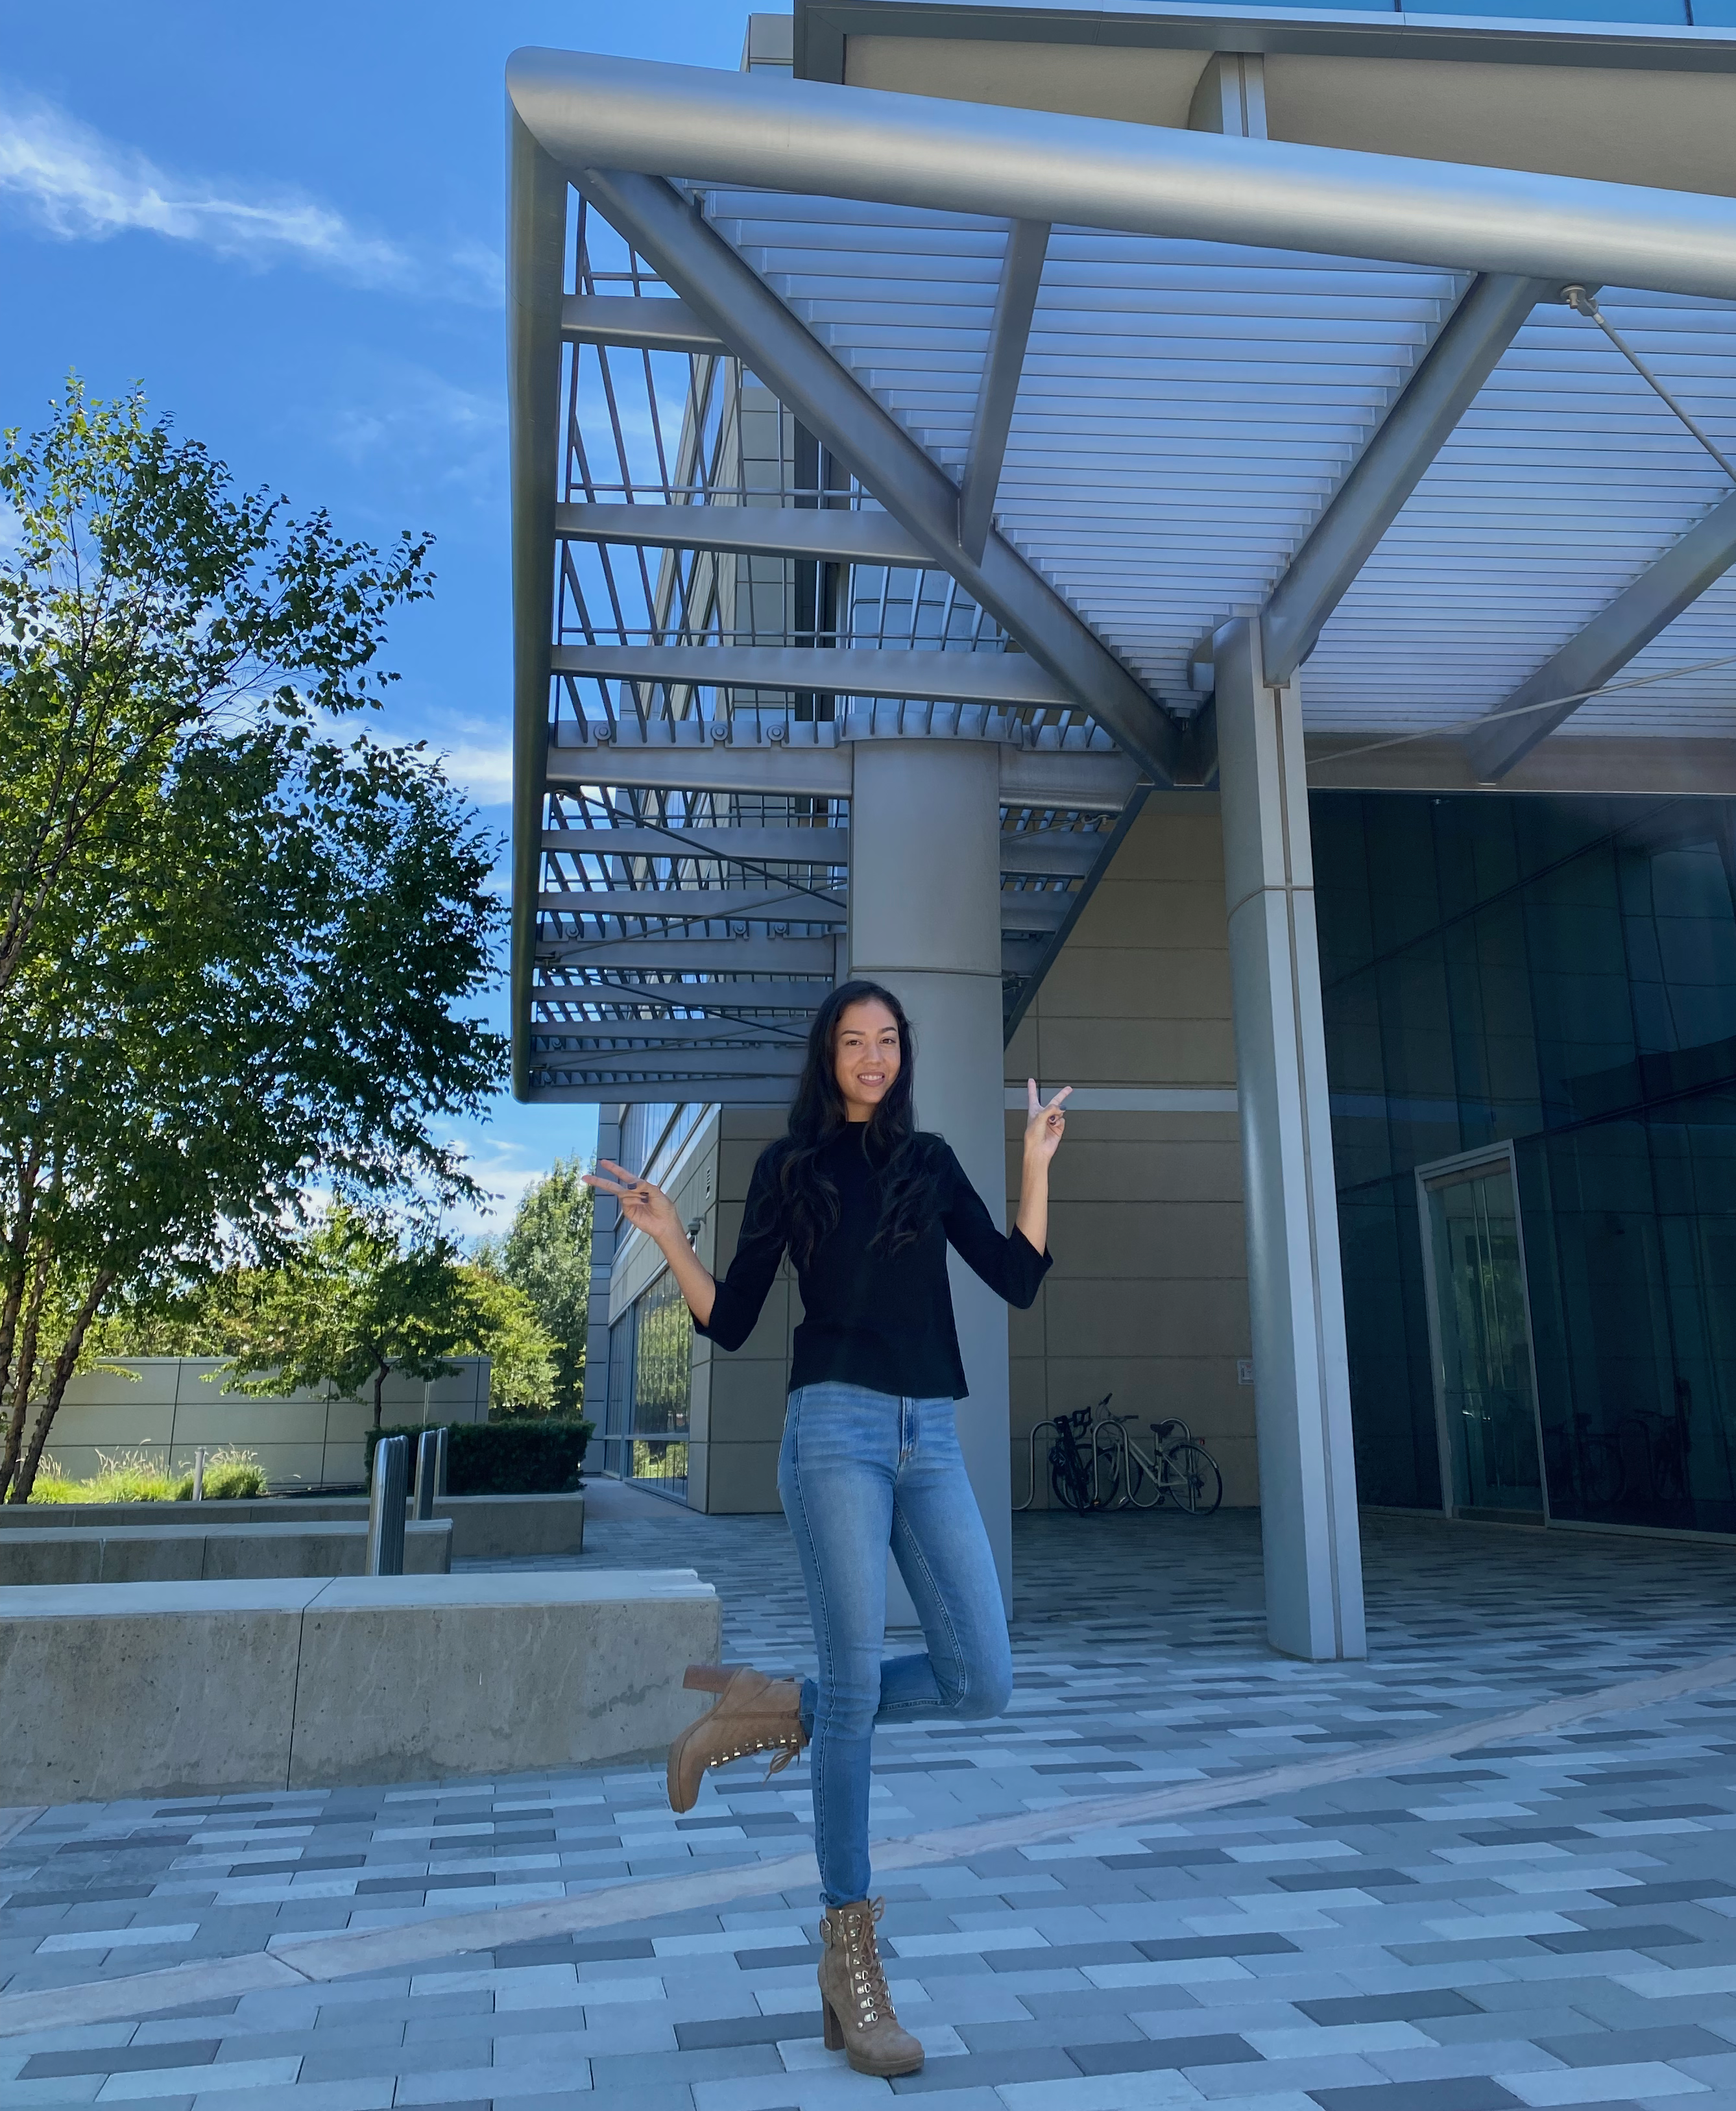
[833,998,902,1122]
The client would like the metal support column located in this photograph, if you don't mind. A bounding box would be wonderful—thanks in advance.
[847,740,1013,1612]
[1214,618,1366,1661]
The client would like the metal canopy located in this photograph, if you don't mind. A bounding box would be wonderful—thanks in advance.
[507,16,1736,1107]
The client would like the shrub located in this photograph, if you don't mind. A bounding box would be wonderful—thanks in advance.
[27,1446,268,1502]
[175,1447,269,1500]
[364,1419,591,1495]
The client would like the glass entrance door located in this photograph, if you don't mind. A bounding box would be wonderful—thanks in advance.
[1419,1152,1547,1521]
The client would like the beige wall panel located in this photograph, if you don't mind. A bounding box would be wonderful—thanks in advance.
[1106,804,1225,884]
[1044,1200,1248,1282]
[1035,1017,1236,1087]
[705,1442,785,1514]
[1002,790,1251,1510]
[61,1364,182,1408]
[1040,1279,1250,1361]
[39,1406,176,1456]
[1067,878,1229,950]
[1042,1131,1246,1206]
[1039,947,1233,1021]
[706,1360,792,1446]
[844,35,1205,127]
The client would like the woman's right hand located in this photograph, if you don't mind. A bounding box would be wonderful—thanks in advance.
[583,1159,686,1246]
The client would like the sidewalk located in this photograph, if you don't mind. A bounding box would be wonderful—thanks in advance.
[5,1490,1736,2110]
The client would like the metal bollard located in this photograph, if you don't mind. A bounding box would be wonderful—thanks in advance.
[191,1447,206,1502]
[433,1424,449,1499]
[365,1434,409,1575]
[413,1428,440,1521]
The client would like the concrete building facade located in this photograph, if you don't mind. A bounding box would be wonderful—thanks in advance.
[514,1,1736,1658]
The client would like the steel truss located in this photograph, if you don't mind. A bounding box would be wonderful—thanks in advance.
[509,36,1736,1105]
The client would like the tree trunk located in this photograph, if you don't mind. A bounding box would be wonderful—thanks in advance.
[12,1270,115,1504]
[1,1249,53,1501]
[372,1358,389,1431]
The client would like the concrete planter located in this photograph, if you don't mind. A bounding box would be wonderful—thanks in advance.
[0,1569,719,1802]
[0,1519,452,1586]
[0,1492,585,1562]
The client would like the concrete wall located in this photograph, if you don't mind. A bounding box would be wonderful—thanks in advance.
[42,1358,490,1493]
[0,1570,721,1802]
[1004,795,1256,1506]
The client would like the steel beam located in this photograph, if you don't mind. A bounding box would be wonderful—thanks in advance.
[1004,788,1150,1040]
[1260,273,1551,688]
[508,114,570,1104]
[1466,491,1736,780]
[566,167,1181,784]
[546,740,852,799]
[529,1080,798,1105]
[536,1018,812,1046]
[540,886,847,921]
[958,220,1048,563]
[535,936,838,972]
[533,976,836,1004]
[510,48,1736,302]
[996,831,1107,878]
[996,891,1074,933]
[534,1047,808,1079]
[557,502,927,565]
[543,826,850,862]
[551,643,1072,710]
[545,730,1142,810]
[561,293,725,353]
[1000,746,1141,814]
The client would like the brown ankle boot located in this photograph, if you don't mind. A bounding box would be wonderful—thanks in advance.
[817,1897,924,2077]
[666,1663,806,1814]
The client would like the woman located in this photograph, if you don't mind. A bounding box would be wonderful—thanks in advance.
[585,982,1068,2078]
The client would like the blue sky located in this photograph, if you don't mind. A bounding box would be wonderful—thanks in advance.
[0,0,747,1237]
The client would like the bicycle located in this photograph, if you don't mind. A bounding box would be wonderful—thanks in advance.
[1100,1406,1224,1515]
[1015,1395,1223,1515]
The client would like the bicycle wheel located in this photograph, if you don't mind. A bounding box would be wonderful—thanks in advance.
[1089,1430,1125,1510]
[1050,1446,1092,1512]
[1125,1443,1166,1508]
[1164,1442,1223,1516]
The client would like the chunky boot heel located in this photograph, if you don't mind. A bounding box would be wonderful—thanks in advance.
[816,1898,923,2077]
[683,1663,736,1694]
[666,1664,807,1813]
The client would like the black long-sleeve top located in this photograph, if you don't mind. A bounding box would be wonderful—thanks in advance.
[695,1128,1051,1400]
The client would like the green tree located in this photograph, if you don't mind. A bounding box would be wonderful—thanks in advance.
[226,1207,500,1430]
[0,384,505,1499]
[454,1265,557,1419]
[474,1161,592,1417]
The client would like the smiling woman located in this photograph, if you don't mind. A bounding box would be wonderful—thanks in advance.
[583,977,1069,2077]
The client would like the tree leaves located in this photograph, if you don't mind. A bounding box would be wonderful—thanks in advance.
[0,383,503,1497]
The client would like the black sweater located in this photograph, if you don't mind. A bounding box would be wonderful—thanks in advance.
[695,1128,1051,1400]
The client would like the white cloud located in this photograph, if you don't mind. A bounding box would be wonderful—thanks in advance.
[0,85,500,300]
[435,738,513,808]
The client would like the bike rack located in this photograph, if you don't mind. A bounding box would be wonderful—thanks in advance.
[1013,1418,1061,1511]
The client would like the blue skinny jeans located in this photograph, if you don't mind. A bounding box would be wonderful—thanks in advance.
[778,1381,1013,1907]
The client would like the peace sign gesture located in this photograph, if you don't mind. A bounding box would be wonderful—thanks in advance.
[583,1159,684,1243]
[1023,1078,1072,1166]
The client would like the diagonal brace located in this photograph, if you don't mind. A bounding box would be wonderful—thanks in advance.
[1466,491,1736,780]
[573,168,1179,786]
[958,219,1049,562]
[1261,272,1551,689]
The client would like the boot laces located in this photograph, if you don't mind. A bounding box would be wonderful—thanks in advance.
[837,1899,891,2025]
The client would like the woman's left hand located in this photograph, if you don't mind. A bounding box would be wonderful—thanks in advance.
[1023,1078,1072,1164]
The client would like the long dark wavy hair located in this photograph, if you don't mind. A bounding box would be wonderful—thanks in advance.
[758,980,943,1268]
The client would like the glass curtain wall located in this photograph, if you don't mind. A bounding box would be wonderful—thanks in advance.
[1314,791,1736,1536]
